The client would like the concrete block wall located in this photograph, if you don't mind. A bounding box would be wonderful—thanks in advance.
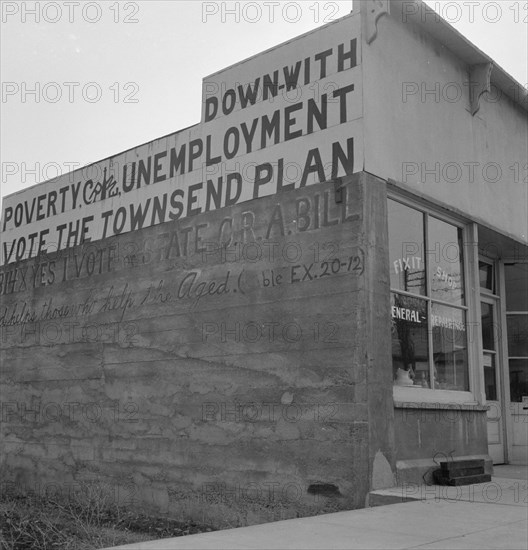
[0,172,393,526]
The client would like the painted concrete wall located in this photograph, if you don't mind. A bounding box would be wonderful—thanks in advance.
[362,8,528,243]
[393,406,490,483]
[0,173,393,524]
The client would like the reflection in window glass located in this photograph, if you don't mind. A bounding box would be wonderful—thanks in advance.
[431,303,469,391]
[509,359,528,402]
[428,217,465,306]
[391,293,429,386]
[388,200,426,296]
[506,315,528,357]
[505,264,528,311]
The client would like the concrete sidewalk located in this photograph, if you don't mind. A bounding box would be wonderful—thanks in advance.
[103,466,527,550]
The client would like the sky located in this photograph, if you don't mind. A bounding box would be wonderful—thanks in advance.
[1,0,527,201]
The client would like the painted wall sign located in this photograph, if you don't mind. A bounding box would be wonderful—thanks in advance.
[0,14,362,266]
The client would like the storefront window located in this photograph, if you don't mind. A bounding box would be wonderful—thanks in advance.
[505,263,528,402]
[505,263,528,311]
[391,293,429,387]
[428,217,465,306]
[388,200,426,296]
[431,303,469,391]
[389,199,469,391]
[507,315,528,357]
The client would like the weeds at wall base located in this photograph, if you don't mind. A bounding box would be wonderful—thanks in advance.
[0,484,215,550]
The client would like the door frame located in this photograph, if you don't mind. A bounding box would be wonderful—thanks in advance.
[479,256,510,464]
[480,294,505,463]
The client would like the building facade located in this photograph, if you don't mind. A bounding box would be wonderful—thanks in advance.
[1,0,527,525]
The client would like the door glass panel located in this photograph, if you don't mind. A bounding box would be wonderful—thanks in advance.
[481,302,495,351]
[506,315,528,357]
[431,303,469,390]
[483,352,498,401]
[479,262,495,293]
[388,200,426,296]
[428,217,465,306]
[509,359,528,402]
[504,264,528,311]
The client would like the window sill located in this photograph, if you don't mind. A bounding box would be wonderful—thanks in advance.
[393,385,485,409]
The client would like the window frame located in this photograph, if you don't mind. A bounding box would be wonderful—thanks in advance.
[388,192,480,406]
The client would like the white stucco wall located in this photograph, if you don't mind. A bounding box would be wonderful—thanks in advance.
[362,10,527,243]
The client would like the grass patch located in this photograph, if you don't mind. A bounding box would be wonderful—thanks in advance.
[0,483,215,550]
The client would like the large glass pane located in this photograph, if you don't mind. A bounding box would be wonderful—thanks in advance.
[507,314,528,357]
[481,302,495,351]
[431,303,469,391]
[479,261,495,293]
[388,200,426,296]
[505,264,528,311]
[509,359,528,402]
[428,217,465,305]
[391,293,429,386]
[483,352,498,401]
